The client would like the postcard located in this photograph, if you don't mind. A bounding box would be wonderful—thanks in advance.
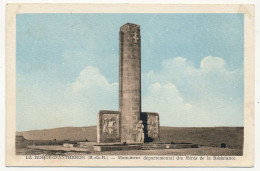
[5,3,254,167]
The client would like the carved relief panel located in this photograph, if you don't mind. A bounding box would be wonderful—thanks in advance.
[97,111,120,143]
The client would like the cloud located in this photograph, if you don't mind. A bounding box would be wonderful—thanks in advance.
[142,56,243,127]
[65,66,118,127]
[16,56,243,131]
[69,66,118,113]
[71,66,118,94]
[142,83,195,126]
[16,66,118,131]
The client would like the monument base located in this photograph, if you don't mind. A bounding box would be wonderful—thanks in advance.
[165,143,199,149]
[92,142,198,152]
[97,111,160,143]
[141,143,199,150]
[93,144,142,152]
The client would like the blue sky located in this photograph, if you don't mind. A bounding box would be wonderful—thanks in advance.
[16,13,244,131]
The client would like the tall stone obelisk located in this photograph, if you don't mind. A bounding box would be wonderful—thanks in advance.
[119,23,141,143]
[97,23,159,144]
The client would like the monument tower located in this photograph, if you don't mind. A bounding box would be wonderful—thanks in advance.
[119,23,141,143]
[97,23,160,144]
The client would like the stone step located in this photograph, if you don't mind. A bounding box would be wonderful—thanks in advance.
[141,143,199,150]
[141,144,165,150]
[142,145,165,147]
[141,148,162,150]
[141,146,164,148]
[142,144,164,146]
[165,144,199,149]
[93,145,141,152]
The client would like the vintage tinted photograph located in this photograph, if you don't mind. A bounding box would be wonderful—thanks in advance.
[5,4,254,167]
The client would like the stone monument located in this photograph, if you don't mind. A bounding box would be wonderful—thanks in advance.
[119,23,142,143]
[97,23,160,144]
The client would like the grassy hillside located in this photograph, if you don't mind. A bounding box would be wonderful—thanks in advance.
[18,126,97,142]
[160,127,243,149]
[17,126,243,149]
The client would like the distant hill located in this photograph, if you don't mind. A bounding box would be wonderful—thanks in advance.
[17,126,243,149]
[17,126,97,142]
[160,127,243,149]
